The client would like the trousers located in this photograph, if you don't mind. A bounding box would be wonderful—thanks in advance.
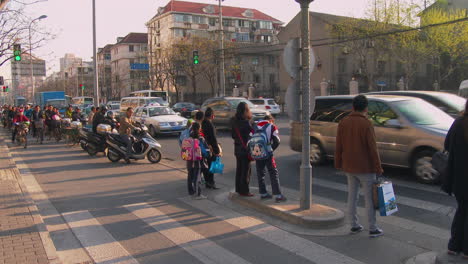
[346,173,377,231]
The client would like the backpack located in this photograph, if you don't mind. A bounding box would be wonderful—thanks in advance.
[178,128,190,146]
[199,138,210,158]
[181,137,203,161]
[247,123,273,160]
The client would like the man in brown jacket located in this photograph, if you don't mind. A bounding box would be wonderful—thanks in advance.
[119,107,136,160]
[335,95,384,238]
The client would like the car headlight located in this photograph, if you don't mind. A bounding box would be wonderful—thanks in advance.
[159,122,169,127]
[266,111,271,116]
[182,120,188,125]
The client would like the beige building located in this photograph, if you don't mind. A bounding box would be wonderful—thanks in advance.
[109,33,149,99]
[11,53,46,102]
[97,44,113,101]
[146,0,283,103]
[278,12,432,98]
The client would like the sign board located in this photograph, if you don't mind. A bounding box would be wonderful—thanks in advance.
[130,63,149,70]
[377,81,386,86]
[309,47,316,75]
[283,38,300,79]
[285,80,300,121]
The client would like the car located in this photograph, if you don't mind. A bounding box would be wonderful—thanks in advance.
[290,95,454,184]
[366,91,466,118]
[201,97,270,127]
[172,102,199,118]
[249,98,281,116]
[120,97,165,113]
[132,105,188,136]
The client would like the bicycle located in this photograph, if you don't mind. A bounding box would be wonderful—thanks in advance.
[15,122,29,149]
[34,120,44,144]
[63,127,80,146]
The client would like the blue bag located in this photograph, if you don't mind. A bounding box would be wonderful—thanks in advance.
[247,123,273,160]
[199,139,210,158]
[377,181,398,216]
[209,157,224,174]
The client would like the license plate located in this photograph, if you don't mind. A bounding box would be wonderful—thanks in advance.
[172,126,183,130]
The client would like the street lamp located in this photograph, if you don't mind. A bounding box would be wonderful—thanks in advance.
[29,15,47,103]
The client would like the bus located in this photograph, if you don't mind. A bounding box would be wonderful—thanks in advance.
[72,96,94,106]
[14,96,27,106]
[129,90,169,106]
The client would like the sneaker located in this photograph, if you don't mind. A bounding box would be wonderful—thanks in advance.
[260,193,273,200]
[350,225,364,234]
[195,195,207,200]
[275,195,287,203]
[369,228,384,238]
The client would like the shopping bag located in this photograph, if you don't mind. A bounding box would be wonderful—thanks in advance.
[372,176,387,210]
[378,181,398,216]
[209,157,224,174]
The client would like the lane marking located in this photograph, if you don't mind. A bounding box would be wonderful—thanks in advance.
[62,210,139,264]
[125,202,252,264]
[180,197,365,264]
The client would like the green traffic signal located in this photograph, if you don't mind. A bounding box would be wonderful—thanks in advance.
[193,50,199,65]
[13,45,21,61]
[14,55,21,61]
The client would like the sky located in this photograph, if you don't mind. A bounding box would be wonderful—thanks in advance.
[2,0,378,78]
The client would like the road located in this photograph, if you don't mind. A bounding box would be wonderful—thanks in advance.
[3,118,456,264]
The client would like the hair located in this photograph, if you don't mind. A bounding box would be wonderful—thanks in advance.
[235,102,249,120]
[195,111,204,121]
[353,95,368,112]
[75,107,80,111]
[204,107,213,119]
[91,106,95,111]
[126,107,133,112]
[190,122,200,138]
[264,114,274,121]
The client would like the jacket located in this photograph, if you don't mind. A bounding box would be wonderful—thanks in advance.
[92,112,106,132]
[231,118,253,156]
[13,115,29,123]
[119,116,136,136]
[443,116,468,198]
[65,110,73,118]
[256,120,280,151]
[335,111,383,174]
[88,112,95,124]
[202,119,220,155]
[71,112,85,122]
[31,110,43,122]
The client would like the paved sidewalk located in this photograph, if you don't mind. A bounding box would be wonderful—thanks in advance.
[0,137,59,264]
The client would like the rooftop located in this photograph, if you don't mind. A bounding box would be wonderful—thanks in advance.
[117,33,148,44]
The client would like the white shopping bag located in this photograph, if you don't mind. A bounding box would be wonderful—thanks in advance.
[378,181,398,216]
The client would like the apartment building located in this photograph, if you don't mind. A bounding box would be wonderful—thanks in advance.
[10,53,46,101]
[97,44,113,101]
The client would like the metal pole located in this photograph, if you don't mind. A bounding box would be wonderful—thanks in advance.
[218,0,226,97]
[29,23,34,104]
[92,0,99,106]
[296,0,313,210]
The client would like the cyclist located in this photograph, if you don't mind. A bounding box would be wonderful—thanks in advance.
[12,109,30,143]
[72,107,86,125]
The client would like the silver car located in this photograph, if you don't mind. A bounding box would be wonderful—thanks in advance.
[290,95,454,184]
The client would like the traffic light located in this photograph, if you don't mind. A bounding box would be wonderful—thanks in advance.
[2,86,7,92]
[13,44,21,62]
[79,84,84,91]
[193,50,199,65]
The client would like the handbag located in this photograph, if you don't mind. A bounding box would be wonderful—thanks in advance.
[209,157,224,174]
[235,127,254,161]
[377,181,398,216]
[372,175,386,210]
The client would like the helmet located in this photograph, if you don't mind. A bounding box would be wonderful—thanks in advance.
[100,106,108,112]
[106,111,114,119]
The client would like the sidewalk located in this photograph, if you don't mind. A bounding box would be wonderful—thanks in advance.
[0,136,60,264]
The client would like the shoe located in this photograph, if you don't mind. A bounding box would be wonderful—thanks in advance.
[206,183,220,190]
[369,228,384,238]
[195,195,207,200]
[275,195,287,203]
[350,225,364,234]
[239,193,254,197]
[447,250,459,256]
[260,193,273,200]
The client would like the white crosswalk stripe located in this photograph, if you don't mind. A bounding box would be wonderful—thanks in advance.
[124,202,253,264]
[180,197,365,264]
[62,210,139,264]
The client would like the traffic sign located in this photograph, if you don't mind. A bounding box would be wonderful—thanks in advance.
[285,80,300,121]
[283,38,300,79]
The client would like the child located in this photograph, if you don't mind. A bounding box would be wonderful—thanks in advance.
[186,122,208,200]
[255,115,287,202]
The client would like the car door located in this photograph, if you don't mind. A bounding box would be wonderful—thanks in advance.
[133,108,143,123]
[367,100,411,166]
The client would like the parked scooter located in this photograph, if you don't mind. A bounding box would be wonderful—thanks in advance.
[78,127,91,151]
[106,124,162,164]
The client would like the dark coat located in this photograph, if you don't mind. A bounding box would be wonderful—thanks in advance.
[231,118,253,156]
[202,119,220,155]
[92,112,106,133]
[444,116,468,198]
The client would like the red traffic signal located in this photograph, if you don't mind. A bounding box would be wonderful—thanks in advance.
[2,86,6,92]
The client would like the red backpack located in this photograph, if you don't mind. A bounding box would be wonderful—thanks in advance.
[181,138,203,161]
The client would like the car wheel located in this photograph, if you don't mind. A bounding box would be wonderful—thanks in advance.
[149,125,157,138]
[310,139,325,165]
[412,149,439,184]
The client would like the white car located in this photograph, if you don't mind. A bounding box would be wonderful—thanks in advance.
[249,98,281,116]
[132,106,188,136]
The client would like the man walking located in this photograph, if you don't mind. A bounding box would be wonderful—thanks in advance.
[202,107,220,189]
[335,95,384,238]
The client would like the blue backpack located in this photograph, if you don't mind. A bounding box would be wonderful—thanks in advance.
[178,128,190,146]
[247,123,273,160]
[199,139,210,158]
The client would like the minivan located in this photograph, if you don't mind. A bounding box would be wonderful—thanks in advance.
[120,97,165,113]
[290,95,454,184]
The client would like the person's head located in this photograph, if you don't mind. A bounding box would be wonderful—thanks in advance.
[264,114,275,124]
[91,106,96,113]
[18,109,24,115]
[204,107,214,120]
[195,111,204,122]
[352,95,368,113]
[25,105,30,110]
[68,106,73,111]
[186,118,194,128]
[126,107,134,117]
[100,106,107,113]
[34,105,40,111]
[190,122,201,138]
[106,111,114,119]
[48,105,53,110]
[75,107,81,112]
[96,107,100,112]
[235,102,252,120]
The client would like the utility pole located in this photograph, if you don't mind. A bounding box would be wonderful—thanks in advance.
[92,0,99,106]
[218,0,226,97]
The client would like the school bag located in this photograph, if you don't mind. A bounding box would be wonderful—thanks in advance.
[181,137,203,161]
[178,128,190,146]
[247,123,273,160]
[199,138,210,158]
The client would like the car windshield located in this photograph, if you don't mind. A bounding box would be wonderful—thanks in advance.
[228,99,256,108]
[148,98,164,105]
[176,103,194,108]
[148,107,175,116]
[435,93,466,112]
[393,99,454,126]
[250,100,264,105]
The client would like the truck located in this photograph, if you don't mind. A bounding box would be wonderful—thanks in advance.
[36,91,66,107]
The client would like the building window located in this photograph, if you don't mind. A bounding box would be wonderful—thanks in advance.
[253,74,260,83]
[252,57,259,65]
[268,55,275,66]
[130,71,135,79]
[269,74,275,85]
[192,16,206,24]
[338,58,346,73]
[238,20,246,27]
[129,45,134,52]
[236,33,250,42]
[209,18,216,26]
[174,29,185,37]
[223,19,234,27]
[104,53,111,60]
[259,21,273,29]
[174,14,191,23]
[260,35,272,43]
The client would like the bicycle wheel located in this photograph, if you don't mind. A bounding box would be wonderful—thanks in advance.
[54,128,61,142]
[36,128,44,144]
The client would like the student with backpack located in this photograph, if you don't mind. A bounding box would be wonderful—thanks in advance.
[181,122,209,200]
[250,115,287,202]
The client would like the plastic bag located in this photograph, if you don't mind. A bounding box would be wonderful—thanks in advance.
[209,157,224,174]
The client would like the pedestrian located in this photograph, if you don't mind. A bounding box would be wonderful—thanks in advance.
[31,105,43,138]
[87,106,96,126]
[202,107,220,189]
[65,106,73,119]
[255,115,287,202]
[231,102,254,196]
[186,122,207,200]
[335,95,384,238]
[443,99,468,258]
